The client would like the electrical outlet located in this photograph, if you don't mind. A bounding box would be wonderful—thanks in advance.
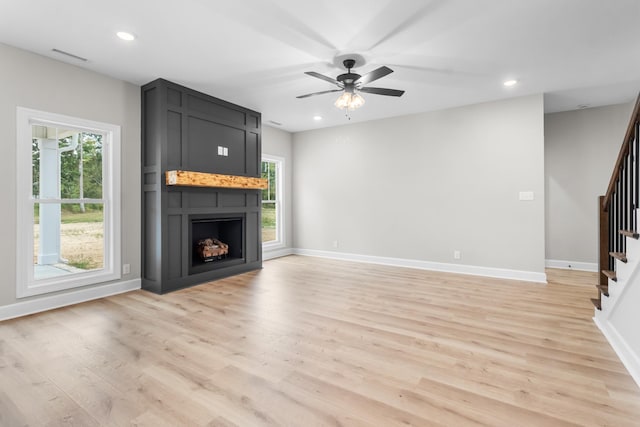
[519,191,534,201]
[123,263,131,274]
[332,240,339,248]
[453,250,461,260]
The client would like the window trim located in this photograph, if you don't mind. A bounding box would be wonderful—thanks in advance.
[261,154,285,249]
[16,107,121,298]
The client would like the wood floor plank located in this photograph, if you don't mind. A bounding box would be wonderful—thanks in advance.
[1,255,639,426]
[281,371,445,427]
[39,354,144,425]
[414,376,582,427]
[1,342,100,426]
[0,391,28,427]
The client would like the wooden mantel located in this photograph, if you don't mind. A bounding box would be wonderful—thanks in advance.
[166,170,268,190]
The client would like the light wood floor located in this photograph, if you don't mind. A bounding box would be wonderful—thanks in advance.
[1,256,640,426]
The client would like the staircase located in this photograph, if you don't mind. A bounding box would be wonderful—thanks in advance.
[594,94,640,387]
[596,94,640,311]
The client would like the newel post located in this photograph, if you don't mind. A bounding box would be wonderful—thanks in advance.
[598,195,609,287]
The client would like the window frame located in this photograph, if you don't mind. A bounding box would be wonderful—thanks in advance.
[16,107,121,298]
[261,154,284,249]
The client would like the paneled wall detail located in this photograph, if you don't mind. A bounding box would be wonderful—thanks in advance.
[142,79,262,294]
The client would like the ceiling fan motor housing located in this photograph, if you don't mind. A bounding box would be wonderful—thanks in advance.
[337,59,361,86]
[337,73,361,86]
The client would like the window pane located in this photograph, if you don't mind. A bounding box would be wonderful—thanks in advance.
[80,133,103,199]
[269,162,276,201]
[261,160,278,202]
[33,203,104,280]
[261,161,270,201]
[31,128,40,198]
[261,158,282,245]
[31,125,103,200]
[60,135,81,199]
[262,201,276,243]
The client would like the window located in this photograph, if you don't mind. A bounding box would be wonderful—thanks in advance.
[261,155,283,247]
[16,107,121,297]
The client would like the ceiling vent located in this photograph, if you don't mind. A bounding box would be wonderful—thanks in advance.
[51,48,87,62]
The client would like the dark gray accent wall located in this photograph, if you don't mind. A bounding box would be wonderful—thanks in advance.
[141,79,262,294]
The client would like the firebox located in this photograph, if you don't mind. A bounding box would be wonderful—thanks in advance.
[189,215,244,275]
[142,78,262,294]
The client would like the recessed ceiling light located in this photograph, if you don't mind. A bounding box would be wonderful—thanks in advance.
[116,31,135,41]
[313,116,323,121]
[503,79,518,87]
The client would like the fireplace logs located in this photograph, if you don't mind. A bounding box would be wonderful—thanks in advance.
[196,238,229,262]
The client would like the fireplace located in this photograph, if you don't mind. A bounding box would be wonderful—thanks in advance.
[190,215,244,275]
[142,78,263,294]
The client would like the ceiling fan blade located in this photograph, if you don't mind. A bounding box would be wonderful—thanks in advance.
[359,87,405,97]
[304,71,340,86]
[355,66,394,85]
[296,89,343,99]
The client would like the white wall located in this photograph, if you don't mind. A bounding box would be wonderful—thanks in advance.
[545,103,633,267]
[262,125,294,255]
[0,43,140,310]
[292,95,546,278]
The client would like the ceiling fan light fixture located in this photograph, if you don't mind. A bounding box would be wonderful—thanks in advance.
[334,92,365,110]
[334,92,351,109]
[350,92,365,110]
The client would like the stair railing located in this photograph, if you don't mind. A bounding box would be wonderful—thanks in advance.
[597,94,640,308]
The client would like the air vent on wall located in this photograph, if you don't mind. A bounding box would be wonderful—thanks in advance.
[52,48,88,62]
[268,120,282,126]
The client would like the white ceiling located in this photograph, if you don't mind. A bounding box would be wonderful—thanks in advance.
[2,0,640,132]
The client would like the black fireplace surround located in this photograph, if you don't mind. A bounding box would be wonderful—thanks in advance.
[141,79,262,294]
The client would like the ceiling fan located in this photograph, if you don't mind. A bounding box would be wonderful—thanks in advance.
[297,59,405,112]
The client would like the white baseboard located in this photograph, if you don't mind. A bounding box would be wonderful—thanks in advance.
[594,315,640,390]
[2,248,547,321]
[545,259,598,272]
[294,248,547,283]
[263,247,295,261]
[0,279,141,321]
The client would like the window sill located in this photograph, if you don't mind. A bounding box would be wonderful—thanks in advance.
[18,269,121,298]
